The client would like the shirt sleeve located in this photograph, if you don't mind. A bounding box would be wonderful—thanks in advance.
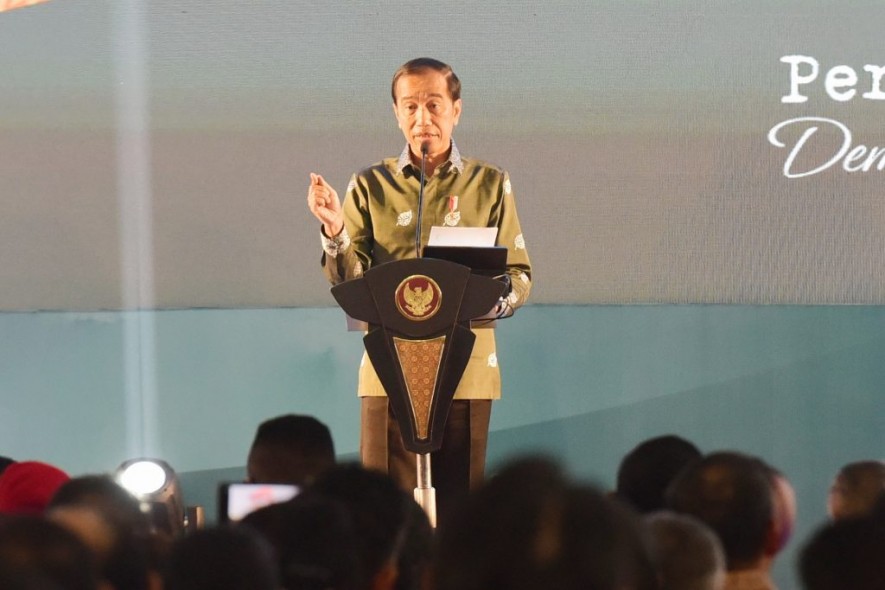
[494,171,532,310]
[320,174,373,285]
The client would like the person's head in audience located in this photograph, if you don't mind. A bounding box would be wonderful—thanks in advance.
[826,460,885,521]
[646,511,725,590]
[0,461,69,515]
[247,414,336,486]
[799,507,885,590]
[764,465,797,560]
[393,498,433,590]
[307,463,423,590]
[0,568,66,590]
[47,475,155,590]
[0,515,100,590]
[163,526,279,590]
[435,456,657,590]
[242,494,363,590]
[0,456,14,476]
[666,452,777,573]
[617,435,702,514]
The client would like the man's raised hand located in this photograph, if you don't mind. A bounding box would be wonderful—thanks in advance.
[307,173,344,237]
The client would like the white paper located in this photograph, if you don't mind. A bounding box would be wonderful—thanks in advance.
[427,226,498,247]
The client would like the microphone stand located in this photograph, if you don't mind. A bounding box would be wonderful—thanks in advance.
[414,142,429,258]
[412,141,437,527]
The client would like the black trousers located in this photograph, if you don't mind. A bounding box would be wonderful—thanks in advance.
[360,397,491,525]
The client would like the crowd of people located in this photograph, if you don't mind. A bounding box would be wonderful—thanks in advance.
[0,418,882,590]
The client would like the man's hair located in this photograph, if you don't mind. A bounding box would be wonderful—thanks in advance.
[391,57,461,103]
[616,435,702,513]
[394,495,433,590]
[645,511,725,590]
[0,457,14,477]
[307,463,414,585]
[241,495,363,590]
[832,460,885,520]
[49,475,149,535]
[665,451,773,570]
[435,456,657,590]
[800,511,885,590]
[0,515,100,590]
[163,526,279,590]
[247,414,335,486]
[48,475,154,590]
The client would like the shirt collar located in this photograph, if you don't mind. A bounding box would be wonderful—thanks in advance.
[396,140,464,176]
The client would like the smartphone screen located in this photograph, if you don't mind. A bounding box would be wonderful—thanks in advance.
[218,482,299,523]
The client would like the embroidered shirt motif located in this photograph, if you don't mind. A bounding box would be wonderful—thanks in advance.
[515,233,526,250]
[396,211,413,227]
[503,178,512,195]
[487,353,498,368]
[321,227,351,258]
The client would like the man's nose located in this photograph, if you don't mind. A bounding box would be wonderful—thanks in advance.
[415,105,429,124]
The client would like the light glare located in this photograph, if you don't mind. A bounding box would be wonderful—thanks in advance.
[119,460,166,496]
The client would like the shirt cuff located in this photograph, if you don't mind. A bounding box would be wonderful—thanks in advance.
[321,226,351,258]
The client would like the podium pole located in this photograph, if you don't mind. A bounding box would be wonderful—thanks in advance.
[414,453,437,528]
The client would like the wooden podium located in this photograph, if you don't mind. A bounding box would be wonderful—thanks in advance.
[331,257,506,526]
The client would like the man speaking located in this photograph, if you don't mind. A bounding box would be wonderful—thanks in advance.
[306,58,532,519]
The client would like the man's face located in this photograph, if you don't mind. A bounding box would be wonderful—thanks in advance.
[393,69,462,162]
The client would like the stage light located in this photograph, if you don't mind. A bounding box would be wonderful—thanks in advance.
[117,460,167,496]
[115,458,187,537]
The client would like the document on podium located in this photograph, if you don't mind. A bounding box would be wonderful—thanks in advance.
[427,226,498,247]
[424,227,506,277]
[424,226,505,326]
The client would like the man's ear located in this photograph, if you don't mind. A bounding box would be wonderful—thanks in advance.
[393,102,401,128]
[770,475,797,553]
[762,518,781,558]
[453,98,462,125]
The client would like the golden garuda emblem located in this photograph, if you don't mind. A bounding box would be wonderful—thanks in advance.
[395,275,442,321]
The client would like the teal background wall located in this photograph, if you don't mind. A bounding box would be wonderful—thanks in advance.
[2,304,883,587]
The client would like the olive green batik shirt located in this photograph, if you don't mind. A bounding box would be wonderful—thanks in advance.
[320,142,532,400]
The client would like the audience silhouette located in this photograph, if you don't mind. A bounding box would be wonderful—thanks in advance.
[1,422,881,590]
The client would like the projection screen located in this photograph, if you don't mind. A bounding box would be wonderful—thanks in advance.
[2,1,884,310]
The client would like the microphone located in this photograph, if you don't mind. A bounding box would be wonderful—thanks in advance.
[414,141,430,258]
